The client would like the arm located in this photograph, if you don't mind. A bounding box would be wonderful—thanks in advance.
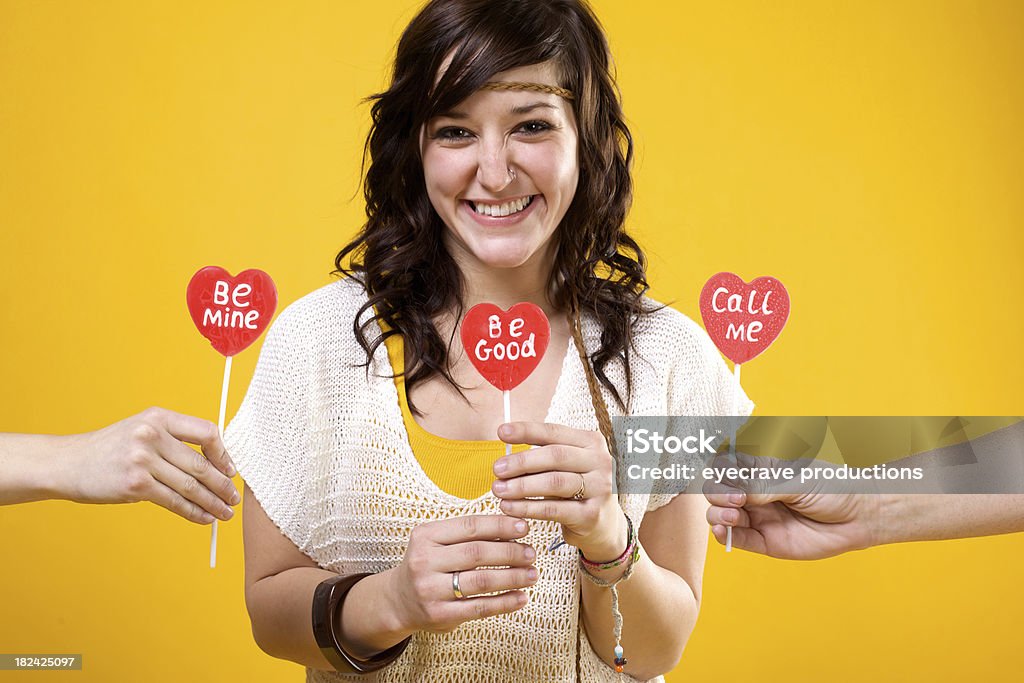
[243,484,536,669]
[0,408,238,523]
[706,421,1024,558]
[580,494,707,681]
[494,422,706,680]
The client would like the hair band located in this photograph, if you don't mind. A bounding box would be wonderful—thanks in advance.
[480,81,574,101]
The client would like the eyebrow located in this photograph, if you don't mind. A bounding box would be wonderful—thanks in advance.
[434,101,558,120]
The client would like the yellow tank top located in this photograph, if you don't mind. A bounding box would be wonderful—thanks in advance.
[383,331,529,499]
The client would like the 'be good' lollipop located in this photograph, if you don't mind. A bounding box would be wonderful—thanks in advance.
[459,303,551,455]
[699,272,790,551]
[187,266,277,567]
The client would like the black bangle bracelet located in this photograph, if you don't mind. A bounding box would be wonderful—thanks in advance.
[311,573,411,673]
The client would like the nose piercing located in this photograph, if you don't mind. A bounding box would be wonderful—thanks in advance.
[507,167,517,183]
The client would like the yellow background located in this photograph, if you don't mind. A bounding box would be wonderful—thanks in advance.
[1,0,1021,681]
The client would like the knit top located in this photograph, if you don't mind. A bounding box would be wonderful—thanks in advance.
[225,278,754,683]
[382,330,530,499]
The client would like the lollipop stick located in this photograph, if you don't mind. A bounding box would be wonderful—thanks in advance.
[211,354,233,568]
[726,362,741,553]
[503,389,511,457]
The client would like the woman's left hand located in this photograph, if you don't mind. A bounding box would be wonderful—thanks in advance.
[493,421,627,561]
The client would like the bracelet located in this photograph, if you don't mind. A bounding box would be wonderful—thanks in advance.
[312,572,411,673]
[578,513,641,674]
[579,513,640,571]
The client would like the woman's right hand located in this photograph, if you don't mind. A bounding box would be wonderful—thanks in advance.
[386,514,538,633]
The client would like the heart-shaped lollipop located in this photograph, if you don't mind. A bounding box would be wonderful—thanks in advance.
[187,266,277,357]
[699,272,789,365]
[460,303,550,391]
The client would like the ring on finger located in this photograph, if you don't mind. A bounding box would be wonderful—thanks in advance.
[452,571,466,600]
[571,473,586,501]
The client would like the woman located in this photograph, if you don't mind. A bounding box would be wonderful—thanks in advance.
[227,1,751,681]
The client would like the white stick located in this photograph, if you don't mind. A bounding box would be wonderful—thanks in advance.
[726,362,741,553]
[211,354,233,568]
[503,389,511,457]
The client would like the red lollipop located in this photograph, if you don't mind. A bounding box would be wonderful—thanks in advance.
[699,272,789,365]
[187,266,277,357]
[460,302,550,391]
[186,265,277,568]
[460,302,550,456]
[699,271,789,553]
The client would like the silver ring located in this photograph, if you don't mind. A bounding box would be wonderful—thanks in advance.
[452,571,466,600]
[507,166,517,182]
[571,473,586,501]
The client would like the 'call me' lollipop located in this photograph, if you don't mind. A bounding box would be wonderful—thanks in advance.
[699,272,790,551]
[187,266,277,567]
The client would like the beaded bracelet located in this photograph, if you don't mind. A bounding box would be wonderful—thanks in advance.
[579,513,641,675]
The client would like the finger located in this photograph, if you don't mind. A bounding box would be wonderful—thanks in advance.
[498,421,599,449]
[443,590,529,623]
[492,471,591,500]
[149,453,235,521]
[706,505,750,528]
[711,524,768,555]
[428,515,531,546]
[439,540,536,572]
[451,566,539,599]
[702,482,747,507]
[498,498,587,526]
[494,444,589,479]
[157,429,240,508]
[157,408,236,478]
[146,478,217,525]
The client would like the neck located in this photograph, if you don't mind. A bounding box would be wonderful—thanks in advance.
[452,250,563,319]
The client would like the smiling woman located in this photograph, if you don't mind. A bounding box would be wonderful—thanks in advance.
[224,1,751,682]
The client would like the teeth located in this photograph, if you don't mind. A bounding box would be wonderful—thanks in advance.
[472,195,533,217]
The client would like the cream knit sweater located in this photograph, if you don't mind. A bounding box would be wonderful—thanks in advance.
[226,278,753,683]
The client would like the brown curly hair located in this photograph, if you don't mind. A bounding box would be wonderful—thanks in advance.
[335,0,654,417]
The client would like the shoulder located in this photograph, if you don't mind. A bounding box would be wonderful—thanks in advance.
[264,277,370,348]
[632,296,719,368]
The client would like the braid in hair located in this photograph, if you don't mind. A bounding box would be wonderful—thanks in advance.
[567,294,619,461]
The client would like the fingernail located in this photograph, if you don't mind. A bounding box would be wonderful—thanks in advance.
[498,424,512,438]
[527,567,539,581]
[494,459,508,475]
[231,490,241,505]
[223,507,234,519]
[226,453,237,477]
[525,545,536,560]
[729,492,745,505]
[201,513,215,524]
[515,520,528,533]
[493,480,508,494]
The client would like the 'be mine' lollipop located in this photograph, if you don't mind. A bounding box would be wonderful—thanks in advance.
[187,266,277,567]
[699,272,790,551]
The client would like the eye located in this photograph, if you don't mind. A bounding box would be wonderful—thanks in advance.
[516,120,554,135]
[433,127,474,141]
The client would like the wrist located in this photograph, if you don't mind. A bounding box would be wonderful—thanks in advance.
[579,510,629,563]
[868,492,910,547]
[340,568,414,655]
[46,433,86,502]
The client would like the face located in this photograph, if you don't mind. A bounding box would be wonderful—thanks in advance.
[420,62,580,276]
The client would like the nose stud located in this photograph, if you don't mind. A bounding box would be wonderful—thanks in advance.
[507,166,517,183]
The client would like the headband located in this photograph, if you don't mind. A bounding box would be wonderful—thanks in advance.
[479,81,574,101]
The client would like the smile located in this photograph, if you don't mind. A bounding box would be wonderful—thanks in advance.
[468,195,535,217]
